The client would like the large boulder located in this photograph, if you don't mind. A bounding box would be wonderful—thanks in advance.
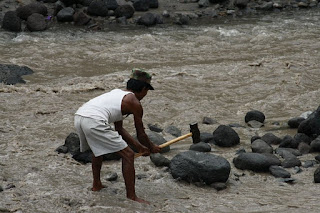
[0,64,33,85]
[233,153,281,172]
[170,151,231,185]
[298,106,320,139]
[27,13,47,32]
[245,110,265,123]
[2,11,21,32]
[212,125,240,147]
[137,12,157,26]
[16,2,48,20]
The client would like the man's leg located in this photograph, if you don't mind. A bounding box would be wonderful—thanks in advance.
[92,155,104,191]
[117,147,149,204]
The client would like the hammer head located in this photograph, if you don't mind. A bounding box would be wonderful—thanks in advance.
[190,122,200,144]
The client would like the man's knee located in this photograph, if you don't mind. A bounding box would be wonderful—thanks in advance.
[118,147,134,160]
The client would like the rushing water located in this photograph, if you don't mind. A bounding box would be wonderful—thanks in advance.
[1,9,320,213]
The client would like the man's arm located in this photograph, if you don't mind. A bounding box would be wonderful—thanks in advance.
[114,120,150,155]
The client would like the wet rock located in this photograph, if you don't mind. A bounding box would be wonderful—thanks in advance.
[64,132,81,155]
[56,145,68,153]
[202,116,217,125]
[245,110,265,123]
[234,0,249,8]
[16,2,48,20]
[74,11,91,26]
[310,136,320,152]
[233,153,281,172]
[198,0,210,8]
[72,150,93,163]
[288,117,305,128]
[88,0,109,17]
[302,160,317,168]
[211,182,227,191]
[27,13,47,32]
[247,120,264,128]
[137,12,157,26]
[261,133,282,145]
[147,123,163,132]
[114,4,135,18]
[298,106,320,139]
[2,11,21,32]
[269,165,291,178]
[0,64,34,85]
[170,151,231,184]
[212,125,240,147]
[150,153,171,167]
[314,166,320,183]
[189,142,211,152]
[294,133,312,145]
[251,139,273,154]
[145,130,170,153]
[251,135,261,143]
[174,14,190,25]
[133,0,149,11]
[164,125,181,137]
[57,7,75,22]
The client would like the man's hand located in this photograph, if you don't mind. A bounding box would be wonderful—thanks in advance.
[150,144,161,153]
[138,145,150,156]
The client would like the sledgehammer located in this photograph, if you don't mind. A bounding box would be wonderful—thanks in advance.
[135,122,200,158]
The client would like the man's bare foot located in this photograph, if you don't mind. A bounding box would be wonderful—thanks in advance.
[129,196,150,204]
[91,183,106,191]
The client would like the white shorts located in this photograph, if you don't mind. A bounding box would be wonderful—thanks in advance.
[74,115,128,157]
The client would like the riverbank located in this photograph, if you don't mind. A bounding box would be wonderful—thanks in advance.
[1,0,320,32]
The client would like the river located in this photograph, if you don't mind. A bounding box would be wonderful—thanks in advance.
[1,9,320,213]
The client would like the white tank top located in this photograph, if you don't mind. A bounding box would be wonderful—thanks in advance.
[75,89,133,123]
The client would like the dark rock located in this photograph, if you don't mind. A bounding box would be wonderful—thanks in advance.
[297,142,310,155]
[137,12,157,26]
[116,16,128,24]
[64,132,81,155]
[74,11,91,25]
[88,0,109,17]
[228,123,245,128]
[16,2,48,20]
[27,13,47,31]
[251,139,273,154]
[310,136,320,152]
[202,116,217,125]
[106,0,119,10]
[236,148,246,154]
[302,160,317,168]
[275,147,302,157]
[0,64,33,85]
[211,182,227,191]
[281,155,301,168]
[234,0,249,8]
[164,125,181,137]
[293,133,312,145]
[212,125,240,147]
[209,0,226,3]
[314,166,320,183]
[189,142,211,152]
[56,145,68,153]
[261,133,282,145]
[170,151,231,184]
[198,0,210,8]
[2,11,21,32]
[72,150,93,163]
[316,155,320,162]
[245,110,265,123]
[298,106,320,139]
[57,7,75,22]
[149,0,159,8]
[150,153,171,167]
[60,0,77,6]
[200,132,214,143]
[133,0,149,11]
[174,14,189,25]
[147,123,163,132]
[279,135,298,149]
[233,153,281,172]
[251,135,261,143]
[279,177,296,184]
[114,4,135,18]
[288,117,305,128]
[269,165,291,178]
[257,2,274,10]
[133,130,170,153]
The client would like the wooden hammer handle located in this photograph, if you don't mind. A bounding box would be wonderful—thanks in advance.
[134,132,192,158]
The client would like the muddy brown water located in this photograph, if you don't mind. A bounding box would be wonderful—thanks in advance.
[1,10,320,212]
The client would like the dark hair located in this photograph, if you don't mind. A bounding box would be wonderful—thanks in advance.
[126,78,150,92]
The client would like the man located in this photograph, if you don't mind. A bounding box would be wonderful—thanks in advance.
[74,68,161,204]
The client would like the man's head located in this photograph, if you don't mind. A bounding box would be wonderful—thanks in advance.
[126,68,154,92]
